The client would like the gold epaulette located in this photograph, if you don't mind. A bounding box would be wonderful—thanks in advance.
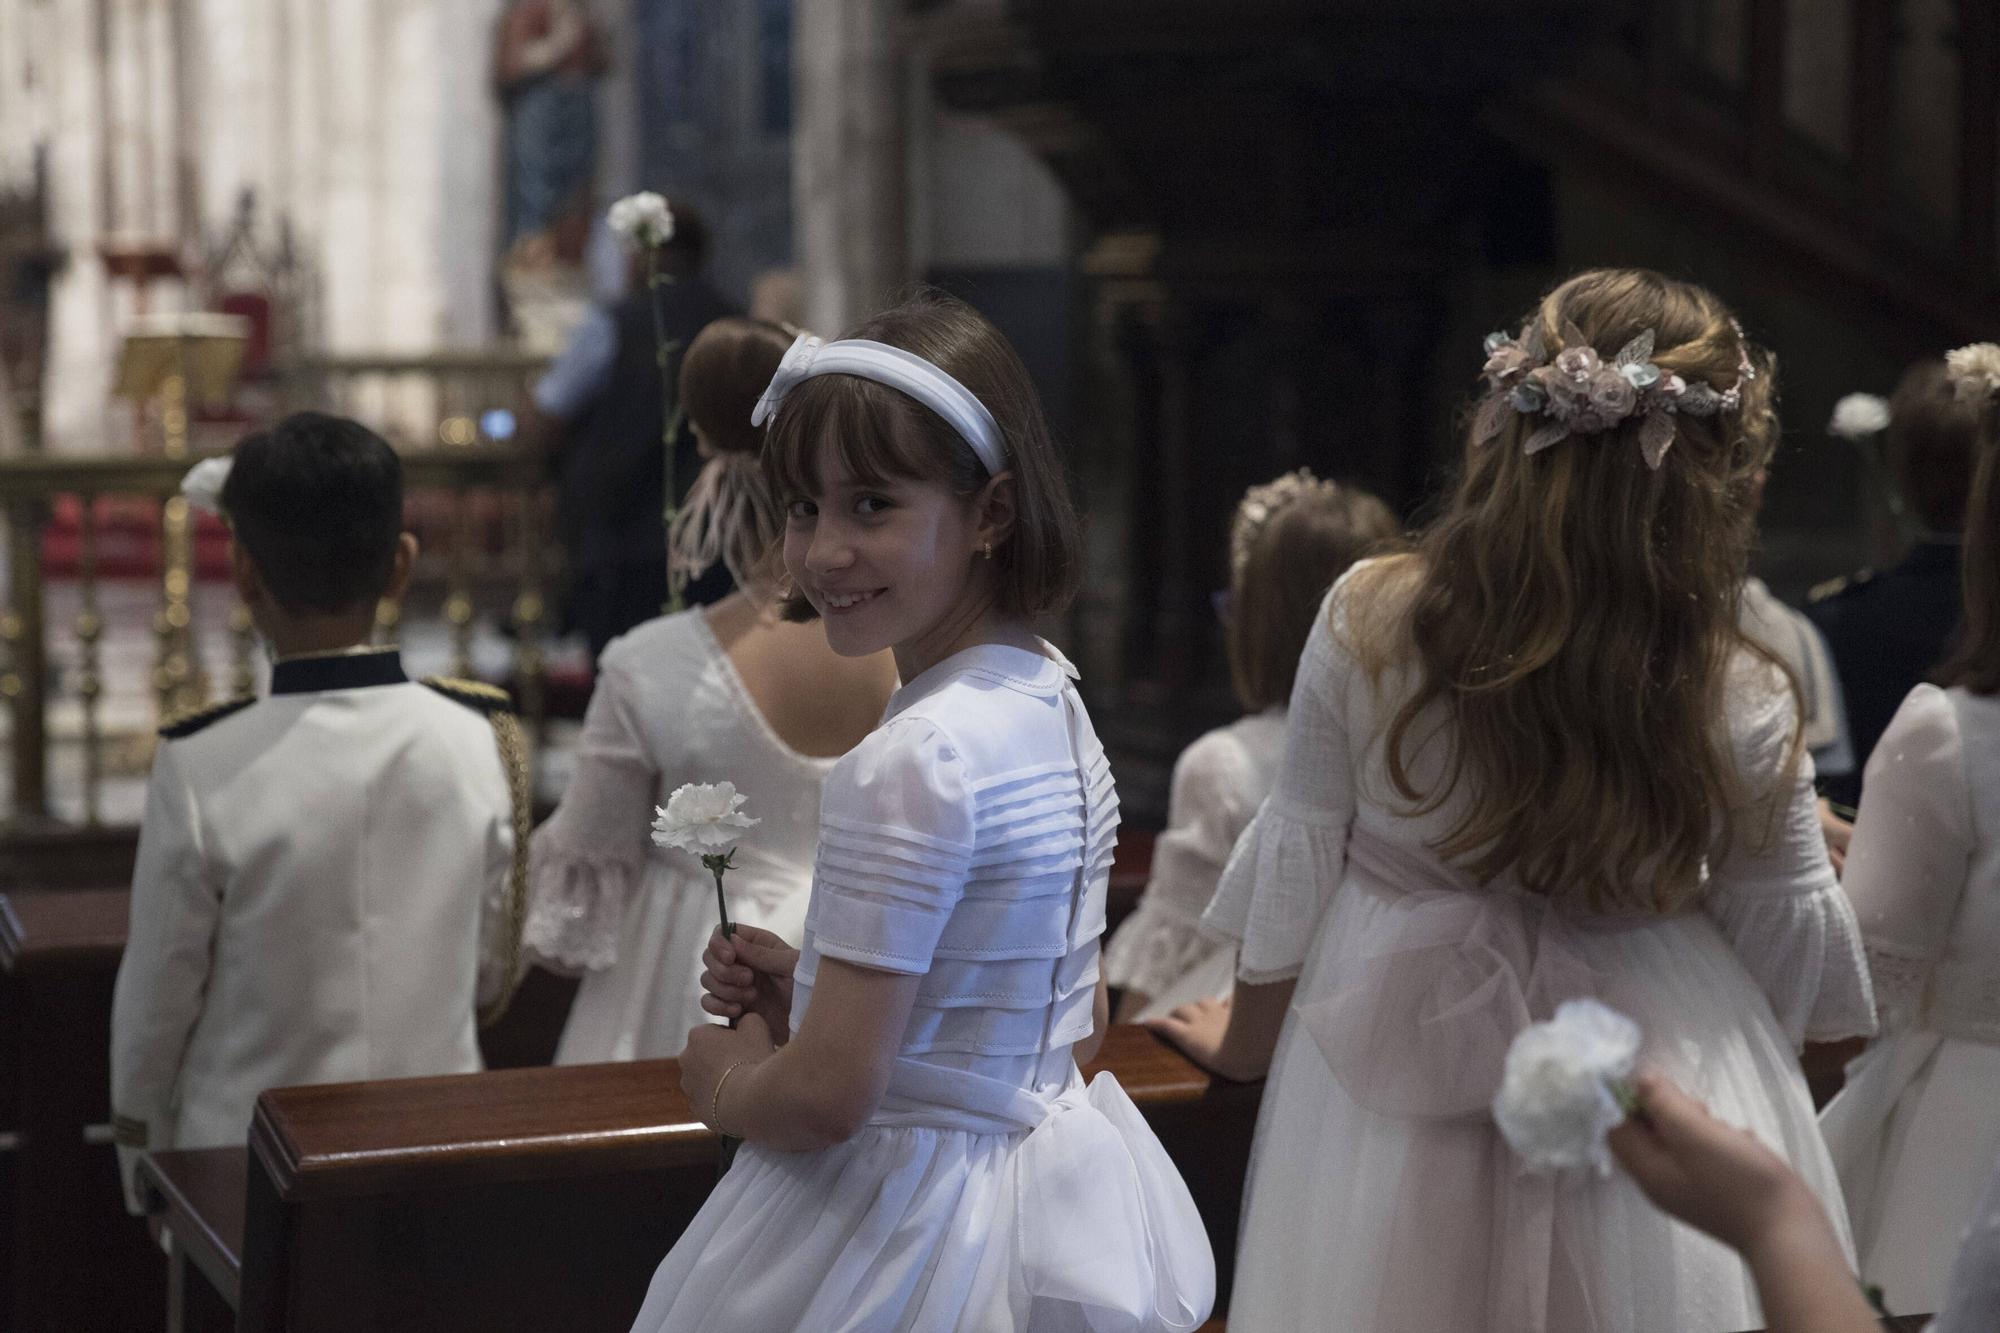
[1807,569,1873,604]
[420,675,514,714]
[157,695,256,740]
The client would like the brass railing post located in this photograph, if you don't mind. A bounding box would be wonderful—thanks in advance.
[445,488,477,679]
[509,489,547,735]
[3,497,48,820]
[74,496,105,825]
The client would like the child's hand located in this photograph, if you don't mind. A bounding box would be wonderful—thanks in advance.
[700,925,798,1042]
[1606,1070,1827,1255]
[1815,798,1852,877]
[1146,995,1257,1082]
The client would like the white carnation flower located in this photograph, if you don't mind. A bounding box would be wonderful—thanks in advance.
[651,781,758,854]
[1827,393,1890,440]
[1945,342,2000,403]
[180,456,233,516]
[1492,999,1641,1175]
[607,191,675,251]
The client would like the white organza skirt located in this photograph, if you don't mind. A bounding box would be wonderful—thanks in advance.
[1821,1029,2000,1315]
[1230,835,1853,1333]
[627,1058,1214,1332]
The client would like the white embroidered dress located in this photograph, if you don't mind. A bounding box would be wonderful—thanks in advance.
[1202,567,1876,1333]
[525,611,835,1062]
[1102,709,1285,1020]
[628,642,1214,1333]
[1820,684,2000,1314]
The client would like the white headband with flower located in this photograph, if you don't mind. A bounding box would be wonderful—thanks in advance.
[1472,320,1753,470]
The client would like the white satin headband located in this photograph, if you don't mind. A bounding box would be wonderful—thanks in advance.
[749,334,1007,476]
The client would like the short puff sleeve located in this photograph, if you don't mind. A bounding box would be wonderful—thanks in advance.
[809,717,976,974]
[1702,663,1876,1046]
[1203,586,1358,983]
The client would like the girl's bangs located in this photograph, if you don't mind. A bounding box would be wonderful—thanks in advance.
[763,376,947,500]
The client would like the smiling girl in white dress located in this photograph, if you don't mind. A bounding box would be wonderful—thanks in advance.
[627,293,1214,1332]
[1819,342,2000,1314]
[523,317,896,1062]
[1152,269,1875,1333]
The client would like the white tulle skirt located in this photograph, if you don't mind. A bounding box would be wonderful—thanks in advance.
[627,1060,1214,1332]
[1229,848,1853,1333]
[1821,1030,2000,1316]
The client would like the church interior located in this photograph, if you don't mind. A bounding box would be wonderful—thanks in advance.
[0,1,1993,1330]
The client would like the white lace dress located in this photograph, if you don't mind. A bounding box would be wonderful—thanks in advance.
[524,611,837,1063]
[628,642,1214,1332]
[1819,684,2000,1316]
[1201,566,1877,1333]
[1103,709,1284,1021]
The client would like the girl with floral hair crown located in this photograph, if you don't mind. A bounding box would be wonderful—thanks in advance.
[633,291,1214,1331]
[1153,268,1875,1332]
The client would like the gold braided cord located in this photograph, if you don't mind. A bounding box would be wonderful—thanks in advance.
[477,708,533,1028]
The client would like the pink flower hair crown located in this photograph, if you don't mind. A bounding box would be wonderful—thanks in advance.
[1472,320,1752,469]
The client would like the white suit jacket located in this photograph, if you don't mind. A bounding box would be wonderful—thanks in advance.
[110,650,520,1206]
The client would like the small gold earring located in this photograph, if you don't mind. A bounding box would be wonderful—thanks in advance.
[981,542,993,560]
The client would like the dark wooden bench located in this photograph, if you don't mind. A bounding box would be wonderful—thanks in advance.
[138,1025,1258,1332]
[0,886,162,1330]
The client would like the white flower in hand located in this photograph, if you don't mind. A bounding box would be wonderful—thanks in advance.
[1493,999,1641,1175]
[608,191,675,250]
[1827,393,1890,440]
[652,781,759,854]
[1946,342,2000,403]
[180,456,232,516]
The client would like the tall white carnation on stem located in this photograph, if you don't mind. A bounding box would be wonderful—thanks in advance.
[180,456,233,517]
[652,781,759,937]
[1827,393,1890,440]
[1946,342,2000,404]
[1493,999,1641,1174]
[607,189,686,612]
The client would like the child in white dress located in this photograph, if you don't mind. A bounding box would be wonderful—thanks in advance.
[1153,269,1876,1333]
[1105,470,1396,1022]
[632,293,1214,1331]
[524,317,895,1061]
[1819,342,2000,1314]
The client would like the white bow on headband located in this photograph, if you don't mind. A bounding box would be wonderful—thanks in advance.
[749,333,1008,476]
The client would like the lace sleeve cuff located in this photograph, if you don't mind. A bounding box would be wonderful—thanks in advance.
[523,834,640,974]
[1202,800,1349,985]
[1104,897,1227,999]
[1705,883,1878,1046]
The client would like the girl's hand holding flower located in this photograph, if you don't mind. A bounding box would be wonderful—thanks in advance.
[699,925,799,1042]
[680,1012,776,1135]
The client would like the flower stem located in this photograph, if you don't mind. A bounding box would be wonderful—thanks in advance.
[710,862,735,940]
[645,245,683,614]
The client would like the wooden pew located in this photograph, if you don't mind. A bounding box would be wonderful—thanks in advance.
[139,1026,1259,1332]
[0,887,162,1330]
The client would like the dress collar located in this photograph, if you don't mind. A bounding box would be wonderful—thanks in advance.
[269,648,408,695]
[885,638,1079,720]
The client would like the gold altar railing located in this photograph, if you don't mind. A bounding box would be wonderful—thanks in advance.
[274,349,551,446]
[0,448,552,827]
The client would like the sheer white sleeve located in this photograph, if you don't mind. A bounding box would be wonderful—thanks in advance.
[1203,590,1358,984]
[1702,669,1876,1047]
[1103,729,1251,998]
[810,718,976,975]
[523,661,658,973]
[1841,684,1975,1030]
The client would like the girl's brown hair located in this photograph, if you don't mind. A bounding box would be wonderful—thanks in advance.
[1886,359,1983,535]
[667,318,794,598]
[1229,475,1400,711]
[1347,268,1791,913]
[1938,380,2000,694]
[761,290,1083,622]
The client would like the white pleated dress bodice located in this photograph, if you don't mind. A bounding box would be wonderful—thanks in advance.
[1202,564,1877,1333]
[1821,683,2000,1314]
[629,641,1214,1333]
[524,610,836,1062]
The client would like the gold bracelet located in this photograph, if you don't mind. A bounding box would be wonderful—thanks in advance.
[710,1059,749,1136]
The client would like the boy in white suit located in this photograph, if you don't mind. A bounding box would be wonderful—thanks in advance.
[110,412,529,1209]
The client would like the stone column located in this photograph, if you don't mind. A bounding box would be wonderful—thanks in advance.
[793,0,907,335]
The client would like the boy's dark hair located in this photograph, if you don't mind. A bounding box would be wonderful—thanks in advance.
[219,412,404,616]
[762,290,1083,622]
[1888,358,1982,534]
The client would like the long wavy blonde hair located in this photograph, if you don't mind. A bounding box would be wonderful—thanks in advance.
[1348,268,1794,913]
